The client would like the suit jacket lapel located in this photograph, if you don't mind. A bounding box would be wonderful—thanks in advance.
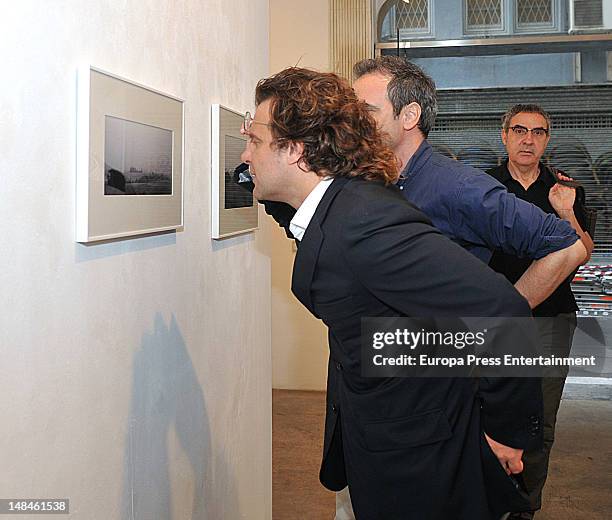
[291,177,350,314]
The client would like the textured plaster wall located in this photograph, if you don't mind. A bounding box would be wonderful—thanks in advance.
[268,0,330,390]
[0,1,271,519]
[270,0,330,74]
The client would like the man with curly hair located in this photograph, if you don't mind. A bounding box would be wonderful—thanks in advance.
[241,67,543,519]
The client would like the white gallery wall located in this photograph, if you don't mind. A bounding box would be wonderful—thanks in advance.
[268,0,331,391]
[0,2,271,519]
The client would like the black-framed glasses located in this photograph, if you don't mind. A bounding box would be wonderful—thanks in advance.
[509,125,549,139]
[243,111,271,132]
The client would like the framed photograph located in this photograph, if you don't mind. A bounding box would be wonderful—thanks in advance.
[211,104,258,239]
[76,66,184,242]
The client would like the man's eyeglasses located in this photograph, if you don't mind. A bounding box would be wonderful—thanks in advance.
[508,125,549,139]
[243,111,271,132]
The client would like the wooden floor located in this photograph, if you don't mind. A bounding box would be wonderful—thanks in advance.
[273,390,335,520]
[272,389,612,520]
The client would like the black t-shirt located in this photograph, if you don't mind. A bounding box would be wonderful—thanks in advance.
[487,160,587,317]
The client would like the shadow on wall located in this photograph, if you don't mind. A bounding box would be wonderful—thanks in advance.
[120,314,238,519]
[75,232,177,262]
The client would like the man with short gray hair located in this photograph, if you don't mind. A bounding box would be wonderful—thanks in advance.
[487,103,594,519]
[351,56,585,310]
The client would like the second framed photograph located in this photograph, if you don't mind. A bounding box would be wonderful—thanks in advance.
[211,104,258,239]
[76,66,184,243]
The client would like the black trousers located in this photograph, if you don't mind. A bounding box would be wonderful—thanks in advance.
[521,312,577,511]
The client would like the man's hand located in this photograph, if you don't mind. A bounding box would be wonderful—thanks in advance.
[547,171,594,264]
[485,433,524,475]
[548,174,576,213]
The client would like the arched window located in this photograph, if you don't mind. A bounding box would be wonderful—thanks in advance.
[378,0,432,42]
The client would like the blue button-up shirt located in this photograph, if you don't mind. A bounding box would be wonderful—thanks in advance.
[397,141,578,263]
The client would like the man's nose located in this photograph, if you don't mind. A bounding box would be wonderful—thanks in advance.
[522,131,534,144]
[241,147,250,164]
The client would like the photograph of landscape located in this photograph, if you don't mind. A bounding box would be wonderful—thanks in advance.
[104,115,173,196]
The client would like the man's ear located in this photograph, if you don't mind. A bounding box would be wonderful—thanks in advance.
[400,102,422,131]
[286,141,304,166]
[501,129,508,146]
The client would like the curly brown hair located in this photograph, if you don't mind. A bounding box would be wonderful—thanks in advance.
[254,67,398,184]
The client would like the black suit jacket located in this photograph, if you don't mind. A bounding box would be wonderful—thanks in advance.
[291,177,541,520]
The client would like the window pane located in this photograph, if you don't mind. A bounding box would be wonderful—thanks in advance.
[466,0,502,28]
[517,0,552,26]
[379,0,430,40]
[395,0,429,30]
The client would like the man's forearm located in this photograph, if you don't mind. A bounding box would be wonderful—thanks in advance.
[557,208,594,264]
[514,240,587,308]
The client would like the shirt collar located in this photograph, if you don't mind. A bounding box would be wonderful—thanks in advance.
[289,178,334,241]
[397,140,432,187]
[500,159,555,188]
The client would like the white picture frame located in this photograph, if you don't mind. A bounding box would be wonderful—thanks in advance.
[76,66,184,243]
[211,104,258,239]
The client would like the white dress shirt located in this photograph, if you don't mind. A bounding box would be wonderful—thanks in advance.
[289,178,334,241]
